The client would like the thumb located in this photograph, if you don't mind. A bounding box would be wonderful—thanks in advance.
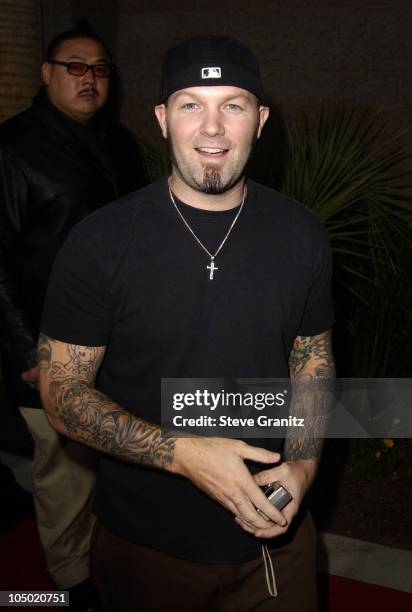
[253,468,280,486]
[240,444,281,465]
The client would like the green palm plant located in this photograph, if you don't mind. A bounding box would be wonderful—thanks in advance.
[281,107,412,307]
[280,107,412,379]
[346,250,412,377]
[280,108,412,480]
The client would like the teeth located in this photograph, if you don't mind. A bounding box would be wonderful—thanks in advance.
[197,147,225,154]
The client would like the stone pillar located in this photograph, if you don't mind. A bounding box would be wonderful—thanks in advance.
[0,0,42,122]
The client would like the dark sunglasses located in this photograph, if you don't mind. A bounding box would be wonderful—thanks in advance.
[48,60,114,78]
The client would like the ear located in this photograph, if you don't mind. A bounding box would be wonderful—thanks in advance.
[257,106,270,139]
[41,62,51,85]
[154,104,168,139]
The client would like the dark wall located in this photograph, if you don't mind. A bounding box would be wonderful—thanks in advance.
[41,0,412,151]
[41,0,118,59]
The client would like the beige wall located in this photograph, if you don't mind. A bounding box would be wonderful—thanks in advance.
[0,0,42,122]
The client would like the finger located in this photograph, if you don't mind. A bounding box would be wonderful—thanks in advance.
[234,516,256,534]
[229,501,257,529]
[236,509,289,539]
[239,444,281,465]
[255,501,298,538]
[250,489,288,527]
[232,496,277,531]
[253,468,283,487]
[240,493,288,531]
[255,522,289,539]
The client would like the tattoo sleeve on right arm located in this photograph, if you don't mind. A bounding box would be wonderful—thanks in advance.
[284,330,335,463]
[38,333,176,469]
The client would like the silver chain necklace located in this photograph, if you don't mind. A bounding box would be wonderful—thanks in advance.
[169,185,246,280]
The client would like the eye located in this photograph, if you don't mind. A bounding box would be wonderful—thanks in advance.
[68,62,87,75]
[225,103,242,112]
[181,102,199,111]
[94,64,112,77]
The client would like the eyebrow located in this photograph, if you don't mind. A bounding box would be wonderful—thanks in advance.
[175,91,252,103]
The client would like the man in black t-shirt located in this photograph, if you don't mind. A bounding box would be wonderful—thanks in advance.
[39,36,335,611]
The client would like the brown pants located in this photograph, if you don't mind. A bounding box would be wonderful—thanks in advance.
[20,407,98,588]
[91,513,318,612]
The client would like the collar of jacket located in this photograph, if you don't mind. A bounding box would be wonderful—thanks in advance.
[31,86,106,134]
[30,87,117,185]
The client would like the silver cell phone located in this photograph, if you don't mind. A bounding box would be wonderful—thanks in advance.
[255,481,293,521]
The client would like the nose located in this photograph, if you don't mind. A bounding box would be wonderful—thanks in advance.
[199,108,225,137]
[81,66,97,85]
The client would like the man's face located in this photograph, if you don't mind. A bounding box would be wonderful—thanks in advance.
[155,86,269,195]
[42,37,110,124]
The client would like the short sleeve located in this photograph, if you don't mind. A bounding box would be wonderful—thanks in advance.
[40,229,111,346]
[297,221,335,336]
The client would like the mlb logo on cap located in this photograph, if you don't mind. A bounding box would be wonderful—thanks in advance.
[201,67,222,79]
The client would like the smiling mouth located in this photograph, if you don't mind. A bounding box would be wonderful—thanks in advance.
[195,147,229,157]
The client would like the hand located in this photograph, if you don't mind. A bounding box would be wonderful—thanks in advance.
[21,366,40,390]
[172,437,287,533]
[242,459,318,539]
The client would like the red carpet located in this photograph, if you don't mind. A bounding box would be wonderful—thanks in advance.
[1,518,411,611]
[1,519,54,591]
[317,573,412,612]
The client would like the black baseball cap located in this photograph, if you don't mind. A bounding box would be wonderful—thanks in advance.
[160,35,265,103]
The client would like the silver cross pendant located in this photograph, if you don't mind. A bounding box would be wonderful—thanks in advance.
[207,257,219,280]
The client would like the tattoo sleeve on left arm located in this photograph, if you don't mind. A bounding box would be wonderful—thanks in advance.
[38,333,176,470]
[284,330,335,463]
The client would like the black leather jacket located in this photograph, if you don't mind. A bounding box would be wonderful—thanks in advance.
[0,88,146,407]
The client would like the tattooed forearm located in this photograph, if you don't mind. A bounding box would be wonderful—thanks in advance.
[284,330,335,463]
[38,334,176,469]
[52,380,175,467]
[288,331,335,379]
[283,380,333,462]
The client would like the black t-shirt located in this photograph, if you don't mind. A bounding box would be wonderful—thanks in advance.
[41,177,334,563]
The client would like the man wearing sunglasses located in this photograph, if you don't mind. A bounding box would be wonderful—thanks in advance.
[0,28,145,610]
[43,46,113,124]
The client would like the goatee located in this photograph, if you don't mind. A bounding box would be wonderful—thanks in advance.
[202,166,225,194]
